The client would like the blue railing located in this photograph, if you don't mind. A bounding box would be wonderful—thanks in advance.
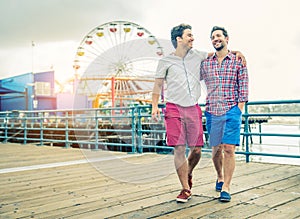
[0,100,299,163]
[242,100,300,162]
[0,107,137,152]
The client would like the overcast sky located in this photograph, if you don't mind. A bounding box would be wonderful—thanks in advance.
[0,0,299,101]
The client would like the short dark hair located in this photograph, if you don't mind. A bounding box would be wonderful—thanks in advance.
[171,23,192,48]
[210,26,228,39]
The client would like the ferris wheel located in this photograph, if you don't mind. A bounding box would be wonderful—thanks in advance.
[72,20,171,108]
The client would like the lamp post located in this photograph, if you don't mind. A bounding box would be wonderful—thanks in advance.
[32,41,35,74]
[25,87,28,110]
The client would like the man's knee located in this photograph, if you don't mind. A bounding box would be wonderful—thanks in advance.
[190,146,201,154]
[223,144,235,156]
[174,145,186,155]
[212,145,223,157]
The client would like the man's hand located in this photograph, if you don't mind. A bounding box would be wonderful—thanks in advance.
[238,102,245,112]
[151,78,164,122]
[235,51,247,67]
[151,105,161,122]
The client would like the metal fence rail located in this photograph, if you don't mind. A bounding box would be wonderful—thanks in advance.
[0,107,137,153]
[242,99,300,162]
[0,100,299,163]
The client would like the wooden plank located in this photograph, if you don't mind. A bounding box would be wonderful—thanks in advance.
[250,198,300,219]
[0,154,175,217]
[151,165,300,219]
[0,143,86,168]
[0,155,206,218]
[4,165,294,216]
[192,163,299,198]
[81,196,212,219]
[0,164,177,217]
[196,185,300,219]
[110,175,300,219]
[0,143,299,219]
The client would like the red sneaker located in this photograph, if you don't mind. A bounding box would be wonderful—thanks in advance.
[188,174,193,189]
[176,189,192,203]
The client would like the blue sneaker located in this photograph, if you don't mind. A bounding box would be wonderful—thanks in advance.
[219,191,231,202]
[215,180,224,192]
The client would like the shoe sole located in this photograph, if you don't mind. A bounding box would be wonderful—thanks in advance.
[219,191,231,202]
[219,198,231,202]
[176,196,192,203]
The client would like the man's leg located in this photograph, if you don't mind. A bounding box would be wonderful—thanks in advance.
[212,144,224,183]
[174,145,189,190]
[222,144,235,192]
[188,146,201,177]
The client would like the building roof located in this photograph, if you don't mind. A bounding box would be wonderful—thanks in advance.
[0,86,23,95]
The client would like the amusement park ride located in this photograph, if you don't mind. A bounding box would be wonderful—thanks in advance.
[70,21,171,108]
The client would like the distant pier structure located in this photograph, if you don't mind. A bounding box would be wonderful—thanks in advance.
[0,71,56,111]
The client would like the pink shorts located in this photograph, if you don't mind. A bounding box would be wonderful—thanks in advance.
[164,103,204,147]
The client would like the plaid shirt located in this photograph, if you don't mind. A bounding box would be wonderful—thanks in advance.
[200,52,249,116]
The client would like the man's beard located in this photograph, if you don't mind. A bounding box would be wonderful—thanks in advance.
[214,44,224,51]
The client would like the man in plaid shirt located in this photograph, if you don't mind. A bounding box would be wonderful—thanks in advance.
[200,26,249,202]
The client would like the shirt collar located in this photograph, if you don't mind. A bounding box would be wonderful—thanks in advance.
[170,48,194,59]
[211,51,234,60]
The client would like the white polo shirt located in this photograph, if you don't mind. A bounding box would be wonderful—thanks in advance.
[155,49,207,107]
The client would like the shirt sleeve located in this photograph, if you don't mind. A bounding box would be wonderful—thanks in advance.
[155,58,169,79]
[194,50,208,81]
[199,51,208,61]
[194,50,208,61]
[238,65,249,103]
[200,61,205,81]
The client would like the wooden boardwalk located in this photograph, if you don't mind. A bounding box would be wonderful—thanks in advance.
[0,143,299,219]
